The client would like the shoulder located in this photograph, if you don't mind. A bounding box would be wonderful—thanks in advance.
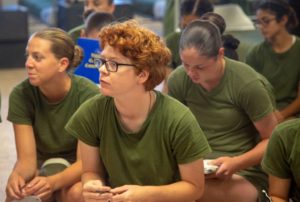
[10,79,36,98]
[68,24,84,35]
[72,75,99,92]
[76,93,108,113]
[226,58,261,82]
[272,119,300,142]
[157,92,193,119]
[165,31,181,43]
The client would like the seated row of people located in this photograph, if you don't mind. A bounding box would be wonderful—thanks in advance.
[4,1,300,202]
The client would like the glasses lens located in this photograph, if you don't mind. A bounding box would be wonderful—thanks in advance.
[94,58,104,69]
[107,61,118,72]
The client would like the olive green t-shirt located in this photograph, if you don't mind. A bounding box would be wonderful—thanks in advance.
[246,37,300,110]
[66,92,211,187]
[7,75,99,166]
[68,24,84,42]
[262,118,300,201]
[165,31,181,69]
[168,57,274,191]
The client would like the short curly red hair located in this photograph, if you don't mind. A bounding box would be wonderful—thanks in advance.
[98,20,171,91]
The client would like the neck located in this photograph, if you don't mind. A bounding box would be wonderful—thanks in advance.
[115,90,156,132]
[269,31,294,53]
[39,73,71,103]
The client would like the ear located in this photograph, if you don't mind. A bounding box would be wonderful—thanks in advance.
[137,70,150,84]
[58,57,70,72]
[80,29,86,37]
[280,15,288,26]
[218,47,225,58]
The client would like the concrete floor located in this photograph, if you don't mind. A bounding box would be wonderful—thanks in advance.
[0,67,27,200]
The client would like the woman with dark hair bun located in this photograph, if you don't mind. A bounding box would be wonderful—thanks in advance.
[246,0,300,123]
[168,20,277,202]
[200,12,240,61]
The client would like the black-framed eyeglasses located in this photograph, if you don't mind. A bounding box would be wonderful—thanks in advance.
[94,58,136,72]
[254,18,276,27]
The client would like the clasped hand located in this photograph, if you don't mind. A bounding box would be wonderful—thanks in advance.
[6,172,54,201]
[83,180,148,202]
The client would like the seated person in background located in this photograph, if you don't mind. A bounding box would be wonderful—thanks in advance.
[200,12,240,61]
[5,28,99,202]
[165,0,213,69]
[167,20,278,202]
[113,0,134,21]
[73,12,115,84]
[262,118,300,202]
[246,0,300,123]
[65,20,211,202]
[81,11,115,39]
[68,0,115,42]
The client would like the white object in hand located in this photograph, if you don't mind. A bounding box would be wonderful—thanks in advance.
[204,159,219,174]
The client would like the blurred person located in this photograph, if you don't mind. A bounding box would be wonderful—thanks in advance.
[166,0,214,69]
[5,28,99,202]
[68,0,115,42]
[81,11,115,39]
[262,118,300,202]
[66,20,211,202]
[246,0,300,123]
[168,20,278,202]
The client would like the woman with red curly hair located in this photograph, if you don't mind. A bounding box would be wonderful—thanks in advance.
[65,20,211,202]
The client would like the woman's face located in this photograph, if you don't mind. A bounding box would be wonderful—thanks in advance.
[25,37,64,86]
[84,0,115,14]
[256,9,286,40]
[99,45,146,97]
[180,47,220,85]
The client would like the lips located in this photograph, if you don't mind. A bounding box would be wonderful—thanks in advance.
[100,79,109,85]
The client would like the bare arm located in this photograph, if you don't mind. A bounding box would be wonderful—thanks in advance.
[112,159,205,202]
[234,112,277,170]
[6,124,37,199]
[269,174,291,202]
[79,140,106,185]
[279,83,300,121]
[11,124,37,180]
[214,112,277,176]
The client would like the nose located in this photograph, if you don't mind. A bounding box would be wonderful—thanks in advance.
[186,67,196,77]
[98,63,109,74]
[25,56,34,69]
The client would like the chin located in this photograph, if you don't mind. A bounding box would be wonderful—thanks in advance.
[99,87,111,96]
[28,79,40,87]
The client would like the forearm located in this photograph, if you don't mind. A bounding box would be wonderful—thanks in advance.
[234,139,269,171]
[82,171,105,185]
[47,160,82,191]
[139,181,202,202]
[280,97,300,119]
[271,196,288,202]
[13,160,37,182]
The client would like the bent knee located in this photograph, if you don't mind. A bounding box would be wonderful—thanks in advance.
[62,182,83,202]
